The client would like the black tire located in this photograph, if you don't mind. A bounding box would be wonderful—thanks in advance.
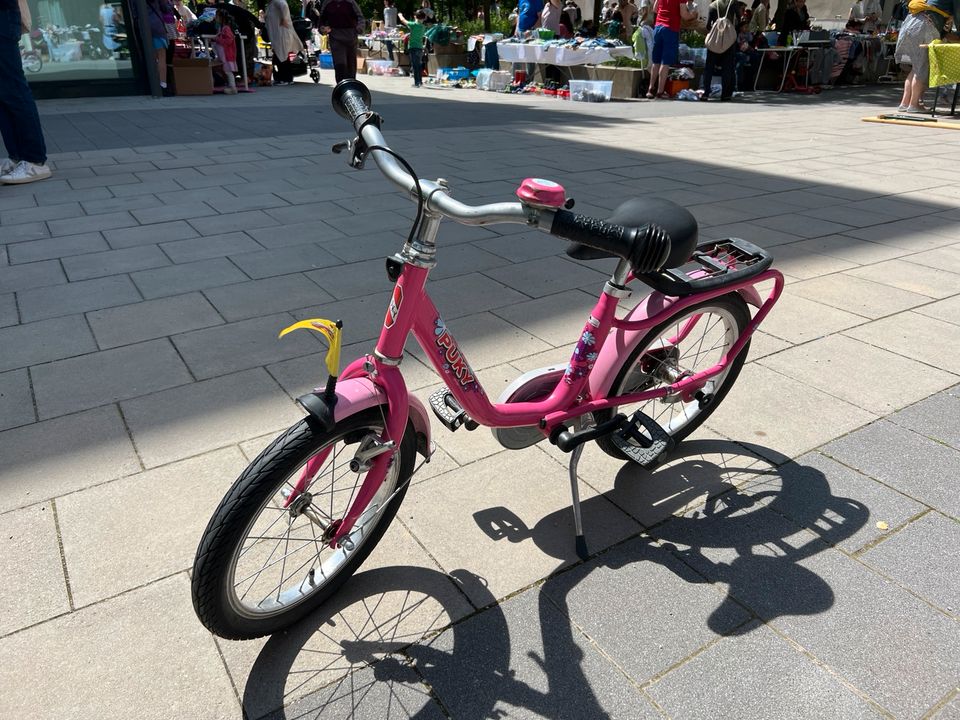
[192,407,416,640]
[595,293,751,462]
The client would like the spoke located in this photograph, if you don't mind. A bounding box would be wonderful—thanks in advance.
[278,514,293,602]
[238,507,294,559]
[236,537,316,593]
[237,530,289,601]
[258,550,325,606]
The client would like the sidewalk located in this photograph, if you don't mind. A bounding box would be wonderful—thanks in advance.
[1,78,958,719]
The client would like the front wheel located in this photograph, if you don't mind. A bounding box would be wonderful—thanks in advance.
[22,52,42,73]
[595,293,751,462]
[191,407,416,640]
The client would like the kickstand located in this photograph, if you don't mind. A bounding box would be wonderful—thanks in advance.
[568,417,589,560]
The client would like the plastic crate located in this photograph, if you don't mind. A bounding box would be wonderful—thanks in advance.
[477,68,511,91]
[438,66,469,80]
[568,80,613,102]
[319,52,333,69]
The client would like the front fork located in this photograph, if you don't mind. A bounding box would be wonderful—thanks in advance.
[284,355,410,549]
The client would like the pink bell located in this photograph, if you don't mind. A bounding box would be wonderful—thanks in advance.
[516,178,566,208]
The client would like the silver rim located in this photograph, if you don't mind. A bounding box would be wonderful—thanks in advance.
[226,423,399,620]
[612,304,740,441]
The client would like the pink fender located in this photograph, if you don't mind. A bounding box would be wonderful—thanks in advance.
[588,286,762,402]
[327,373,432,458]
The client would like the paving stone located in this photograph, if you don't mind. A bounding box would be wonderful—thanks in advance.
[86,293,223,350]
[482,256,609,298]
[321,229,410,263]
[860,511,959,614]
[903,244,960,274]
[173,313,320,380]
[159,231,261,263]
[18,275,142,323]
[32,339,192,419]
[47,210,137,236]
[0,503,69,635]
[0,315,97,372]
[752,213,854,239]
[0,574,239,719]
[428,272,532,320]
[61,244,170,281]
[746,451,927,554]
[246,219,348,250]
[79,194,162,216]
[0,259,65,293]
[217,522,473,718]
[759,334,957,415]
[491,289,599,346]
[0,292,15,328]
[263,201,354,227]
[7,232,108,264]
[647,623,879,720]
[419,588,663,720]
[933,694,960,719]
[57,447,246,607]
[789,272,931,319]
[401,449,640,605]
[782,234,911,264]
[757,292,865,344]
[102,219,199,249]
[188,209,279,236]
[130,257,248,299]
[0,405,140,511]
[766,243,860,280]
[292,290,394,345]
[888,388,960,450]
[705,363,877,462]
[846,258,960,299]
[654,501,960,718]
[543,535,751,683]
[203,273,332,322]
[0,221,48,243]
[0,368,34,431]
[120,368,301,467]
[844,312,960,374]
[823,420,960,518]
[0,200,84,226]
[228,243,341,279]
[129,202,219,225]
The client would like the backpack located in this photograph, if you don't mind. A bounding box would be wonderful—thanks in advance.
[705,2,736,53]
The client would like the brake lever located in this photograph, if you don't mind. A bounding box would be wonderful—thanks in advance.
[331,140,351,154]
[330,137,369,170]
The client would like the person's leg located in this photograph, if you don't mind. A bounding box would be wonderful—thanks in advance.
[330,38,347,83]
[345,35,357,79]
[648,25,664,96]
[410,47,422,85]
[155,48,167,87]
[646,64,659,96]
[721,47,736,98]
[386,39,394,62]
[702,50,715,97]
[899,67,913,108]
[657,31,677,95]
[0,12,47,167]
[657,64,669,95]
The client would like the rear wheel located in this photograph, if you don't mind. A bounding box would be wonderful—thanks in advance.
[191,408,416,640]
[595,294,751,461]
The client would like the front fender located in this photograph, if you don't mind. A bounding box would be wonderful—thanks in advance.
[301,375,432,458]
[588,287,761,402]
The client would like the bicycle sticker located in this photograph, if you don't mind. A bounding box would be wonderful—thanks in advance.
[384,285,403,329]
[433,317,480,392]
[564,316,600,385]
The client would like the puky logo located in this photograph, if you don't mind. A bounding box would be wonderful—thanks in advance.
[434,318,478,390]
[384,285,403,329]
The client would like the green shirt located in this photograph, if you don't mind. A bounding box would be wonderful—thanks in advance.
[407,20,426,48]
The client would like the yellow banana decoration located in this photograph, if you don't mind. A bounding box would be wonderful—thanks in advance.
[279,319,343,376]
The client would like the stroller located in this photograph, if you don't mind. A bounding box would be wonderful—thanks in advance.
[292,17,321,83]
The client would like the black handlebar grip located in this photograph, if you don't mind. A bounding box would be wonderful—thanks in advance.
[331,80,373,124]
[550,209,672,273]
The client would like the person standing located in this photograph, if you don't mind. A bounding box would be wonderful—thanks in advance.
[266,0,303,85]
[895,0,960,112]
[700,0,741,101]
[749,0,768,31]
[540,0,562,34]
[319,0,364,83]
[383,0,398,61]
[0,0,51,184]
[398,9,426,86]
[646,0,697,97]
[145,0,174,94]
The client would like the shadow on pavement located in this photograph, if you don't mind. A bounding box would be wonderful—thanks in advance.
[241,438,868,718]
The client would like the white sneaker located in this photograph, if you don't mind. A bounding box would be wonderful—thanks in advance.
[0,158,15,175]
[0,161,52,185]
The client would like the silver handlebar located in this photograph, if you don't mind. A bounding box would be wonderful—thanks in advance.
[335,82,551,229]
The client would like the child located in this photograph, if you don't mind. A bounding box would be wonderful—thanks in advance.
[215,11,239,94]
[398,9,427,87]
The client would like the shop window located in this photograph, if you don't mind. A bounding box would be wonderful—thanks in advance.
[19,0,135,83]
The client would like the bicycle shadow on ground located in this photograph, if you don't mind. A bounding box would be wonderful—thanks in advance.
[241,439,869,719]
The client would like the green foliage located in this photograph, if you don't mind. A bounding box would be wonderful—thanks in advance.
[456,15,513,35]
[600,56,646,67]
[680,29,705,46]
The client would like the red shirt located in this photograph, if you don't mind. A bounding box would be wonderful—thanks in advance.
[656,0,682,31]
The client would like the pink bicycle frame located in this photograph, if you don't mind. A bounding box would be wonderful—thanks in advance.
[325,259,783,547]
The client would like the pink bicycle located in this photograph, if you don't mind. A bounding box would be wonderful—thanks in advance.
[192,80,784,640]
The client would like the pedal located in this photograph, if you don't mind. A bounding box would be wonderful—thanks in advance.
[428,389,478,432]
[611,411,675,469]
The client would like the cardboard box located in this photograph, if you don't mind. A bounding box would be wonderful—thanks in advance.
[168,64,213,95]
[171,56,212,68]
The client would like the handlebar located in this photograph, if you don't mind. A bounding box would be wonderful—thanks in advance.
[330,80,673,273]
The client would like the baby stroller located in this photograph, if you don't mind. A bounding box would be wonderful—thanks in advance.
[292,17,320,83]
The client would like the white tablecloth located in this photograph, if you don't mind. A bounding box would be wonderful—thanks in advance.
[497,43,634,66]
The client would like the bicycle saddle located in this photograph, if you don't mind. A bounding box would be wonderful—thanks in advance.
[565,197,699,269]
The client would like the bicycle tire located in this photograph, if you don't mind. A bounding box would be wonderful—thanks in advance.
[192,407,416,640]
[595,293,751,461]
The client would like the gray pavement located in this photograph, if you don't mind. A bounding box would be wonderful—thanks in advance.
[1,77,959,719]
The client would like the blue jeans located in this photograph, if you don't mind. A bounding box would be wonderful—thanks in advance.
[0,8,46,164]
[410,47,423,86]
